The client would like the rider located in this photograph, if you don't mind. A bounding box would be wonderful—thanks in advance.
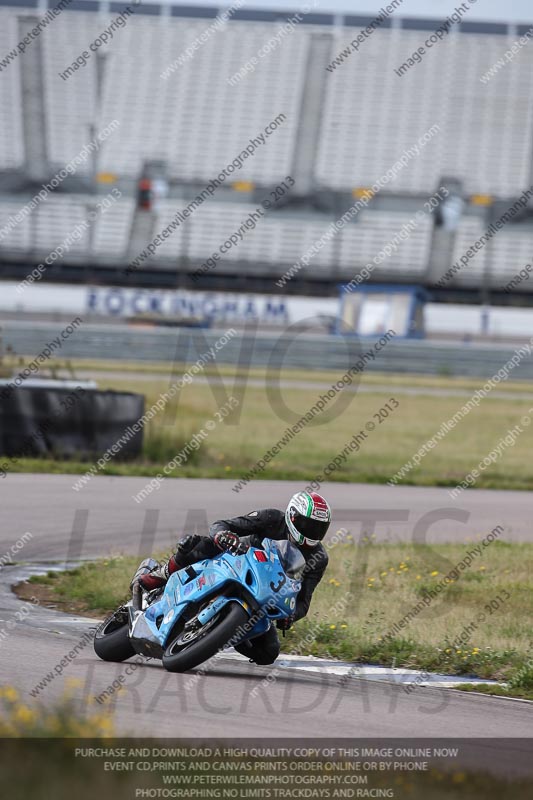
[137,491,331,666]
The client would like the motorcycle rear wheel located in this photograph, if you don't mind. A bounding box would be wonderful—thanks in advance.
[94,608,135,662]
[162,601,248,673]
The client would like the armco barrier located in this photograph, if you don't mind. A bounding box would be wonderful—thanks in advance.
[1,321,533,380]
[0,385,144,460]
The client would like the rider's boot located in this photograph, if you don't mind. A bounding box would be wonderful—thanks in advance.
[233,639,256,663]
[137,535,202,591]
[137,556,176,591]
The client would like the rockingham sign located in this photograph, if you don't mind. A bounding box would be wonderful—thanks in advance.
[6,281,533,338]
[1,281,338,327]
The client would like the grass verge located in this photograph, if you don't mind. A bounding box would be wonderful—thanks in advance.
[455,684,533,702]
[4,364,533,489]
[16,540,533,693]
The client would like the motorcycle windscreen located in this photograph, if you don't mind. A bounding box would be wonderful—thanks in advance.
[274,540,306,580]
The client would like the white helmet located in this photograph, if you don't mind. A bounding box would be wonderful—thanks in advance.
[285,491,331,547]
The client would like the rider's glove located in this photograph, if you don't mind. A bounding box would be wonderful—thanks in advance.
[175,534,202,561]
[277,615,295,631]
[213,531,244,555]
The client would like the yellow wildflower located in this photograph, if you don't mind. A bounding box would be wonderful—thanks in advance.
[0,687,19,702]
[14,705,37,726]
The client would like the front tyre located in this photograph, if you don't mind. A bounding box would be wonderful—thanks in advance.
[162,601,248,673]
[94,608,135,662]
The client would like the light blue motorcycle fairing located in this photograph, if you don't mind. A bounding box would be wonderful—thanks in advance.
[129,538,302,658]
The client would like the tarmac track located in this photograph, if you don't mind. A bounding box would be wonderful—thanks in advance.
[0,476,532,764]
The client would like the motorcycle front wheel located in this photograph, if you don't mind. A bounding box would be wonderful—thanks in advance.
[162,601,248,673]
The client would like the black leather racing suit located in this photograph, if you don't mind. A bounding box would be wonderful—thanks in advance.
[175,509,329,665]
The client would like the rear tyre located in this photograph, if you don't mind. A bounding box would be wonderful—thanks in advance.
[94,609,135,662]
[162,601,248,673]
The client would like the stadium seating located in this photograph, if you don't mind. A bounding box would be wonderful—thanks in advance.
[0,194,434,279]
[318,28,533,197]
[92,195,135,257]
[0,10,24,171]
[141,201,433,279]
[317,28,447,195]
[2,7,532,198]
[0,194,135,257]
[1,4,533,291]
[338,211,432,278]
[38,13,307,183]
[41,11,100,174]
[445,32,533,198]
[155,198,335,270]
[451,217,533,288]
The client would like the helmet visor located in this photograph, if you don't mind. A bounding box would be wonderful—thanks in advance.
[291,511,329,545]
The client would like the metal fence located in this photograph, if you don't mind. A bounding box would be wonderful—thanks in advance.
[2,321,533,380]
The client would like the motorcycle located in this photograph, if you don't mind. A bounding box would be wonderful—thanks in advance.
[93,538,305,672]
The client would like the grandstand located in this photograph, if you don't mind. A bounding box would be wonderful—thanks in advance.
[1,1,533,305]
